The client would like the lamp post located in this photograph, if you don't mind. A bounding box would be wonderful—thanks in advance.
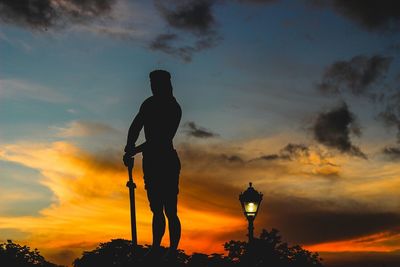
[239,182,263,243]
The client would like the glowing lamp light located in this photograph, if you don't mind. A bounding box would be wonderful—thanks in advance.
[239,182,263,243]
[244,202,258,215]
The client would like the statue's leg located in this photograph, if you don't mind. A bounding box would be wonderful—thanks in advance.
[165,193,181,250]
[148,188,166,248]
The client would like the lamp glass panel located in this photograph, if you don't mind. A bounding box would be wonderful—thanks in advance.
[244,202,258,214]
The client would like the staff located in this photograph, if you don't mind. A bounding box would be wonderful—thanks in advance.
[126,158,137,246]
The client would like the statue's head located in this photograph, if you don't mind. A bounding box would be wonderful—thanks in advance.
[149,70,173,97]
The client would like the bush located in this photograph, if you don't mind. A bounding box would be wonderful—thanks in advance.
[0,240,63,267]
[73,229,323,267]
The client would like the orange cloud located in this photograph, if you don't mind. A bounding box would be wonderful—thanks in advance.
[1,137,400,266]
[51,120,119,137]
[305,231,400,252]
[0,141,244,266]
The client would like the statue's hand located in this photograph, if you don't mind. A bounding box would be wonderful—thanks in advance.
[123,152,134,168]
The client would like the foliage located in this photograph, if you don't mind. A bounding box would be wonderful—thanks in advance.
[72,239,188,267]
[0,229,324,267]
[73,229,323,267]
[0,240,63,267]
[224,229,323,267]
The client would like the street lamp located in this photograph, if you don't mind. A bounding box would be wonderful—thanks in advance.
[239,182,263,243]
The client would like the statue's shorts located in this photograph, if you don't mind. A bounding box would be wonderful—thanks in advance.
[142,149,181,215]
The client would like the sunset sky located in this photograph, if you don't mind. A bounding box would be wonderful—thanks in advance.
[1,0,400,266]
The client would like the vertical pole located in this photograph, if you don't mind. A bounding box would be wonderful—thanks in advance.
[248,217,255,267]
[248,217,254,244]
[126,164,137,246]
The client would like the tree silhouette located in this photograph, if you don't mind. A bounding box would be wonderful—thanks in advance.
[0,240,63,267]
[73,239,142,267]
[72,229,323,267]
[0,230,323,267]
[73,239,188,267]
[224,229,323,267]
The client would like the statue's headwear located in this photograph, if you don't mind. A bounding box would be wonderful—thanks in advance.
[150,70,171,81]
[149,70,173,97]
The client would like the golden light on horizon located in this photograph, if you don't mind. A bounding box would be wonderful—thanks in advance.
[305,231,400,253]
[1,137,400,266]
[0,141,246,265]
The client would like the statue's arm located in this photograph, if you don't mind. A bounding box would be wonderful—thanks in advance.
[124,104,145,155]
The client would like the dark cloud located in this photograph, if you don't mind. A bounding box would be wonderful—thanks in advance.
[0,0,114,29]
[183,121,219,138]
[237,0,278,4]
[152,0,220,62]
[260,195,400,244]
[0,0,55,28]
[177,143,399,246]
[379,109,400,141]
[255,154,280,161]
[387,43,400,53]
[155,0,216,34]
[238,0,400,33]
[66,0,114,18]
[379,109,400,128]
[329,0,400,32]
[312,103,366,158]
[378,92,400,146]
[252,143,309,161]
[317,55,392,96]
[280,143,309,158]
[383,146,400,160]
[220,154,245,163]
[249,143,340,177]
[149,33,219,62]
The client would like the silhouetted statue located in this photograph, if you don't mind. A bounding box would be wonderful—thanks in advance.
[123,70,182,262]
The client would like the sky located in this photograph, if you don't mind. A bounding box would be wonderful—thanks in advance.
[1,0,400,266]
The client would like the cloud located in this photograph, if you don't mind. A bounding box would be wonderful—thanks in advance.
[0,79,69,103]
[279,143,309,159]
[0,0,216,61]
[383,146,400,160]
[237,0,278,3]
[155,0,216,34]
[328,0,400,32]
[235,0,400,34]
[52,120,119,137]
[149,33,219,62]
[317,55,392,96]
[378,92,400,144]
[250,143,340,177]
[152,0,220,62]
[183,121,219,138]
[252,143,309,161]
[76,24,145,41]
[220,154,245,164]
[317,55,400,158]
[0,0,115,29]
[262,195,400,245]
[0,141,245,265]
[379,109,400,139]
[0,0,55,29]
[255,154,280,160]
[1,136,400,265]
[312,103,366,158]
